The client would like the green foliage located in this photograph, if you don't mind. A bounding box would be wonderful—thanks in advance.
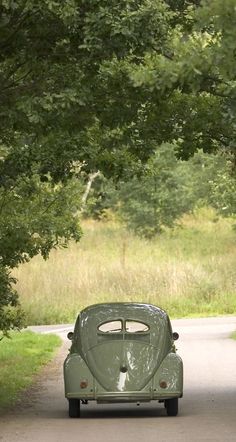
[129,0,236,161]
[0,172,83,335]
[181,150,236,216]
[123,148,236,238]
[82,173,118,220]
[1,0,236,175]
[0,266,25,339]
[0,175,83,267]
[117,143,191,237]
[85,148,236,237]
[0,0,174,178]
[1,0,234,177]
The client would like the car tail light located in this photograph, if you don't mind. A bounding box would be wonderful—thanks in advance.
[159,380,167,389]
[80,380,88,389]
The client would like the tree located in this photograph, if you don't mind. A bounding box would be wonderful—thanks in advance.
[0,173,83,338]
[116,143,192,237]
[1,0,236,335]
[84,148,236,236]
[185,150,236,216]
[0,0,175,335]
[0,267,25,339]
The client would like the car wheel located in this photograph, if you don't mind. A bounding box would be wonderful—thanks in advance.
[165,398,178,416]
[69,399,80,418]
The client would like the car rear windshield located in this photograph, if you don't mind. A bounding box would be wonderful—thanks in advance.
[98,320,122,333]
[98,320,149,334]
[125,321,149,333]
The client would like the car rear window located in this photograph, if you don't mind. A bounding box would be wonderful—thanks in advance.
[98,320,122,333]
[97,320,150,338]
[125,321,149,333]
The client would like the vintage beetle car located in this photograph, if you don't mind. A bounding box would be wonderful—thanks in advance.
[64,302,183,417]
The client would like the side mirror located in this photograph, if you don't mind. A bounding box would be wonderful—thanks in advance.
[172,332,179,341]
[67,331,74,341]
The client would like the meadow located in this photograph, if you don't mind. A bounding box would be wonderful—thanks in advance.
[14,208,236,324]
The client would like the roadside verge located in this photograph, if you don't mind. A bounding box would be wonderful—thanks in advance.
[0,331,61,411]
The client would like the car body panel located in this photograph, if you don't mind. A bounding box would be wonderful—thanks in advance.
[64,302,183,405]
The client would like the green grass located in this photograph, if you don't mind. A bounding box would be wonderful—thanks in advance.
[231,332,236,340]
[0,331,61,410]
[14,207,236,323]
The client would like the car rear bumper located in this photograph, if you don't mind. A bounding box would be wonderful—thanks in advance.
[66,391,182,403]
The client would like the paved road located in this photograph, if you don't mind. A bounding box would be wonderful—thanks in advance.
[1,317,236,442]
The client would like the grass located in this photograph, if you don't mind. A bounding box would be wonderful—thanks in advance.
[231,332,236,340]
[14,207,236,324]
[0,331,61,410]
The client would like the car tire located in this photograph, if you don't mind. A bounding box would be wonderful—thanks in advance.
[69,399,80,418]
[165,398,178,416]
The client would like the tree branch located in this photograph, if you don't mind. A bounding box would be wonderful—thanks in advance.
[81,171,101,213]
[1,68,32,93]
[0,11,31,51]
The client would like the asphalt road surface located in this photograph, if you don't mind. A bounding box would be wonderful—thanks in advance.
[1,316,236,442]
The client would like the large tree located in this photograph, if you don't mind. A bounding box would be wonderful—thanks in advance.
[0,0,175,336]
[1,0,236,335]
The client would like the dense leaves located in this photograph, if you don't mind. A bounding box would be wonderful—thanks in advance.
[0,266,25,338]
[0,0,174,179]
[0,176,83,267]
[118,143,191,237]
[130,0,236,161]
[0,173,83,337]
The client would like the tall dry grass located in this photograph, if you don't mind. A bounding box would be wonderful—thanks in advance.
[14,208,236,324]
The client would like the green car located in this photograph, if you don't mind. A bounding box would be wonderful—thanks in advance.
[64,302,183,418]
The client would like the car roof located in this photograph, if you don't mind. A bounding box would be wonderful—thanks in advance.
[74,303,172,354]
[75,302,170,333]
[79,302,168,320]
